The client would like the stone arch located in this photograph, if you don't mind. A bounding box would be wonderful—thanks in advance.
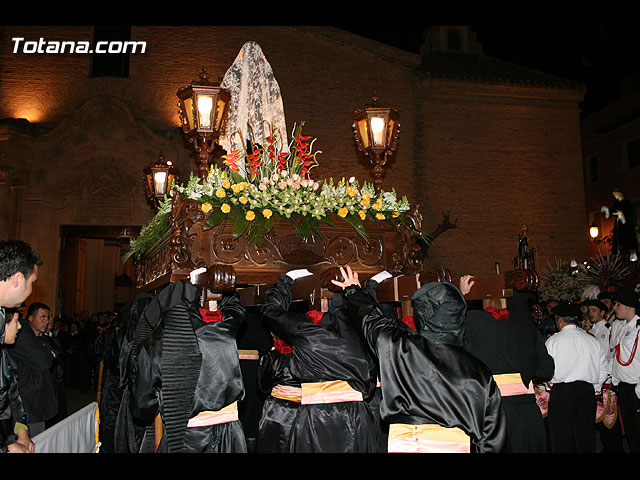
[8,94,190,314]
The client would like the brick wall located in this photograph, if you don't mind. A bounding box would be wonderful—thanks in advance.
[416,79,588,275]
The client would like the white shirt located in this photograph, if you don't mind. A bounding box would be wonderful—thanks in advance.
[611,315,640,385]
[609,319,627,351]
[545,324,608,391]
[589,320,613,378]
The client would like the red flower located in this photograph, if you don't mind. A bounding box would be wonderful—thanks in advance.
[265,135,277,160]
[277,152,289,172]
[222,147,242,172]
[247,146,262,176]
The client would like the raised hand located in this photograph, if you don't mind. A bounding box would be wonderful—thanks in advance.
[331,266,360,289]
[459,274,475,295]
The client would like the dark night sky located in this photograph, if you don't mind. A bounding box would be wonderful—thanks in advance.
[338,25,640,118]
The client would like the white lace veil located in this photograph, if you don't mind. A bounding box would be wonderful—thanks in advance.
[220,41,289,176]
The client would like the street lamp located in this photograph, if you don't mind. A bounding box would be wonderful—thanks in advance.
[144,152,179,209]
[177,67,231,183]
[589,221,612,246]
[352,91,400,193]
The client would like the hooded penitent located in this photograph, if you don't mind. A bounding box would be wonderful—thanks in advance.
[411,282,467,347]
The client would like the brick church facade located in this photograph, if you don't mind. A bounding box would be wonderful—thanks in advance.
[0,26,588,315]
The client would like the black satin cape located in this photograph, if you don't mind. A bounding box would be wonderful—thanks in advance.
[113,292,153,453]
[236,307,273,442]
[260,275,378,453]
[127,281,247,453]
[182,292,247,453]
[344,284,508,453]
[465,291,555,387]
[464,290,555,452]
[92,317,125,453]
[255,347,300,453]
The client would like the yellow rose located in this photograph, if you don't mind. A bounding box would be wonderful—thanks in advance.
[231,183,242,194]
[215,188,226,198]
[201,202,212,213]
[239,196,248,204]
[246,210,256,221]
[392,211,400,218]
[362,192,371,201]
[346,186,357,197]
[358,210,366,220]
[222,179,231,189]
[360,198,370,207]
[372,202,382,211]
[221,203,231,214]
[337,207,348,218]
[262,208,273,219]
[375,212,385,220]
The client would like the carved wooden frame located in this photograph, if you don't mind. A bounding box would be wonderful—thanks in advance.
[136,190,428,297]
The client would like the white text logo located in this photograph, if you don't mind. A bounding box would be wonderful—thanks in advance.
[12,37,147,54]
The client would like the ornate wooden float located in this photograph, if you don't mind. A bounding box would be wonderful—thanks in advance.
[135,188,432,308]
[134,188,539,312]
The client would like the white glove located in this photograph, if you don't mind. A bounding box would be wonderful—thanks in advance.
[601,205,610,218]
[286,269,313,281]
[618,211,626,224]
[370,271,392,284]
[189,267,207,284]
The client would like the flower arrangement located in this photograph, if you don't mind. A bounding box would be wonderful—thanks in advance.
[125,121,415,260]
[578,252,635,293]
[538,258,586,303]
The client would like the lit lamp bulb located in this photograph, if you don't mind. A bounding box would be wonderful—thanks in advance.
[589,222,599,239]
[370,116,386,146]
[153,171,168,196]
[197,95,213,128]
[631,250,638,262]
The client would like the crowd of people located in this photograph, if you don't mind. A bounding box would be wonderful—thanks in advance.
[0,240,119,453]
[1,238,640,454]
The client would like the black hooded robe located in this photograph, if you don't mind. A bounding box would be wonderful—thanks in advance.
[113,293,153,453]
[255,340,300,453]
[127,281,247,453]
[181,293,247,453]
[344,281,508,453]
[236,307,273,448]
[260,275,378,453]
[465,291,555,453]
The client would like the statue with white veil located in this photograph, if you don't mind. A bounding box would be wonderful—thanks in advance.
[220,41,289,177]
